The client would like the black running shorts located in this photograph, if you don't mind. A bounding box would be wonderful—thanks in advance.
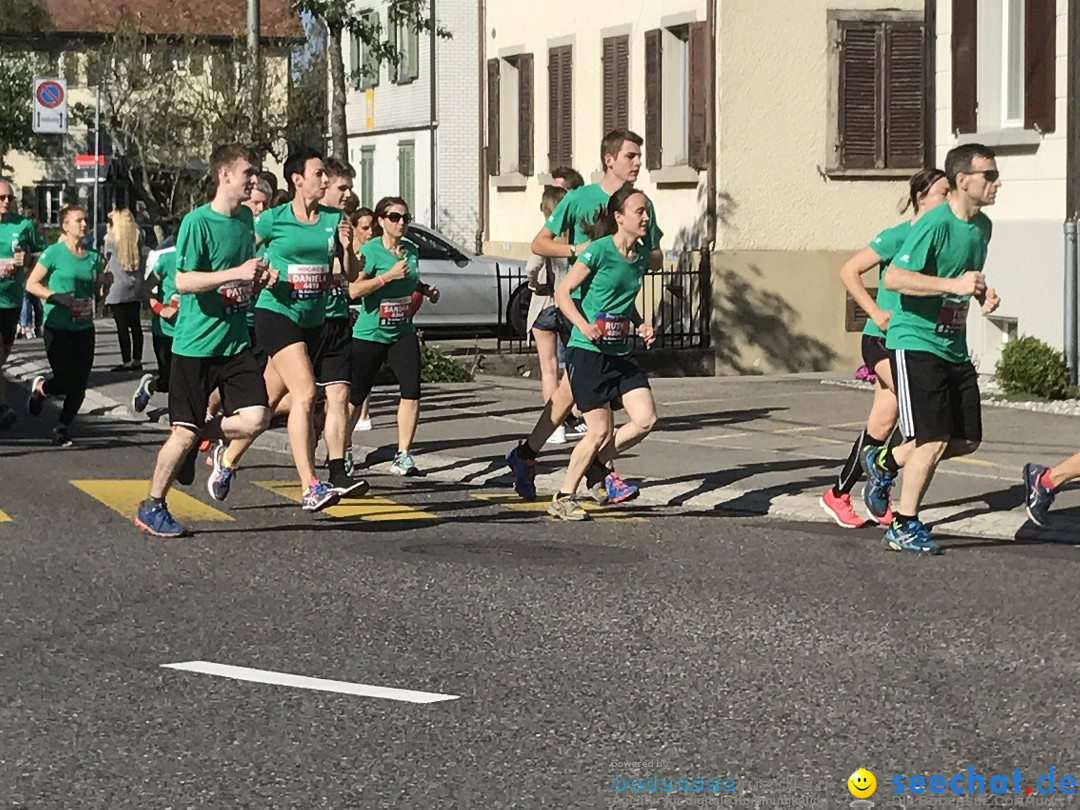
[315,316,352,387]
[861,334,889,370]
[169,349,269,429]
[891,348,981,442]
[0,307,18,346]
[565,346,650,412]
[349,334,421,404]
[253,307,322,360]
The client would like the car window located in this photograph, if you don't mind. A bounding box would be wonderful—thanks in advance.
[406,227,457,261]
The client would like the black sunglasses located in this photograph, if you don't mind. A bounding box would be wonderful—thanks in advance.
[966,169,1000,182]
[0,194,12,201]
[384,212,412,224]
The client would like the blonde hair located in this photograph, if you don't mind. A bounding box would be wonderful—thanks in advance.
[540,184,567,218]
[109,208,140,272]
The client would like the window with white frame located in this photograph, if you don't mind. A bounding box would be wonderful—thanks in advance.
[36,185,67,227]
[643,22,707,172]
[1001,0,1024,127]
[389,13,420,85]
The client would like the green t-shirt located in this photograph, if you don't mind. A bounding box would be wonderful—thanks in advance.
[0,214,47,309]
[324,257,351,321]
[150,247,179,338]
[861,221,913,340]
[885,203,993,363]
[38,243,102,332]
[566,236,649,357]
[171,203,256,358]
[254,202,339,328]
[352,238,419,345]
[544,183,664,249]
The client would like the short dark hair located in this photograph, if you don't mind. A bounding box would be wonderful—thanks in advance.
[944,143,995,188]
[257,170,279,194]
[323,156,355,181]
[371,196,408,237]
[350,206,374,227]
[207,143,254,197]
[284,148,324,194]
[551,166,584,190]
[600,129,643,164]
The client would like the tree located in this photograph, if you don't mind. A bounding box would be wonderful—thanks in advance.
[292,0,448,158]
[0,0,53,173]
[288,12,328,152]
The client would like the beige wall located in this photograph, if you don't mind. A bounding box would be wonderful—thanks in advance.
[485,0,707,255]
[716,0,923,252]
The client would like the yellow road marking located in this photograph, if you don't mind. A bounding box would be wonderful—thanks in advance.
[472,493,646,521]
[0,507,10,522]
[71,479,234,522]
[253,481,437,521]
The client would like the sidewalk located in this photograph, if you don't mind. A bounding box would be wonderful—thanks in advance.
[5,319,1079,543]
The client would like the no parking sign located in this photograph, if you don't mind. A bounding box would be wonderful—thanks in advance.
[32,77,67,134]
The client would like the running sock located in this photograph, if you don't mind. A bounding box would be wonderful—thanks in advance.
[146,496,165,509]
[891,512,915,526]
[222,450,235,469]
[1039,468,1055,491]
[832,429,888,497]
[519,441,538,461]
[585,459,609,488]
[327,459,346,478]
[877,445,901,474]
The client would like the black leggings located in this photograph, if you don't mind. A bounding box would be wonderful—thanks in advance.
[43,327,96,426]
[110,302,143,364]
[153,333,173,393]
[349,335,422,405]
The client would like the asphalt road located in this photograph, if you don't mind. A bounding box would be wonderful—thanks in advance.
[4,380,1080,809]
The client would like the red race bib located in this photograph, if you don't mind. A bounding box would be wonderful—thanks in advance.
[594,311,631,344]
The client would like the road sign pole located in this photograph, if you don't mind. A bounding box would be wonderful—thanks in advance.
[93,86,101,251]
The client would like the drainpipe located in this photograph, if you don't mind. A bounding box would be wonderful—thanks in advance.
[1066,0,1080,383]
[476,0,488,254]
[700,0,717,348]
[430,0,437,230]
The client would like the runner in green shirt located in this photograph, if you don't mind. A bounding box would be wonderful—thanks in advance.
[820,168,948,529]
[23,205,107,445]
[136,143,275,538]
[509,129,663,505]
[862,143,1003,555]
[548,184,658,521]
[132,241,180,413]
[347,196,440,476]
[0,179,47,428]
[215,148,360,510]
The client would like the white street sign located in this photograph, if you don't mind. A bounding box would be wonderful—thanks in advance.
[32,77,67,134]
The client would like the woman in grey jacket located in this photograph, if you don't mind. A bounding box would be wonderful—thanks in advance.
[103,208,145,372]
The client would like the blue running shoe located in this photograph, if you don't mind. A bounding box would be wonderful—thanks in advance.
[207,442,235,502]
[132,373,155,413]
[859,446,896,520]
[1023,463,1055,527]
[604,471,639,504]
[884,517,941,555]
[506,442,536,500]
[134,500,187,538]
[302,480,340,512]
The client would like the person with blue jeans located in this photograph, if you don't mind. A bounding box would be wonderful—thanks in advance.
[19,292,43,338]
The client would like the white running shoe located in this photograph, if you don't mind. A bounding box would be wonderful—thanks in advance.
[547,424,567,445]
[356,417,373,431]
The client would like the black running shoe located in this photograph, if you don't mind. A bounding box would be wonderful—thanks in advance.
[329,471,370,498]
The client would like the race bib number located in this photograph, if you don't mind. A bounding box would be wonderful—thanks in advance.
[379,296,411,326]
[0,259,15,280]
[594,311,631,344]
[287,264,328,300]
[935,297,969,336]
[68,297,94,322]
[219,280,253,315]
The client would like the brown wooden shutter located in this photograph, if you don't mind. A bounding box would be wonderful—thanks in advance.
[487,58,500,176]
[688,21,709,171]
[838,22,881,169]
[644,29,663,170]
[602,35,629,133]
[1025,0,1056,132]
[884,21,926,169]
[548,45,573,169]
[951,0,978,134]
[517,54,534,176]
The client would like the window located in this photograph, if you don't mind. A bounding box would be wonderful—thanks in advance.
[953,0,1055,135]
[602,36,629,134]
[828,12,926,171]
[35,185,68,227]
[389,12,420,85]
[398,141,415,214]
[644,23,707,171]
[170,52,190,75]
[360,146,375,208]
[547,45,573,170]
[350,10,380,89]
[486,53,534,177]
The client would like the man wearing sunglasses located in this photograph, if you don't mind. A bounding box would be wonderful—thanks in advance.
[0,179,46,430]
[859,143,1003,555]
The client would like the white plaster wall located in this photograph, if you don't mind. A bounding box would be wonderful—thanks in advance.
[347,129,434,228]
[485,0,706,252]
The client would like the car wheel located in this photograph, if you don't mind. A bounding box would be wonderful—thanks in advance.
[507,284,532,337]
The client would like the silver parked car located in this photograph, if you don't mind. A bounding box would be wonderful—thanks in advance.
[400,224,531,334]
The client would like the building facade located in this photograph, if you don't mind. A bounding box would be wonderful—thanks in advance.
[342,0,480,249]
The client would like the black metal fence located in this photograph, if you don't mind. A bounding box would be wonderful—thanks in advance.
[495,251,712,354]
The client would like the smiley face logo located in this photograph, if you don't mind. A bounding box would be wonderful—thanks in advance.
[848,769,876,799]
